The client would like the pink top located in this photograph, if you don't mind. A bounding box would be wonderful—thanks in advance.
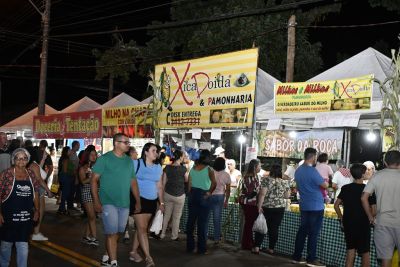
[315,163,333,198]
[213,170,231,195]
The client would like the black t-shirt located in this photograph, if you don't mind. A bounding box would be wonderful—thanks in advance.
[338,183,376,227]
[164,165,187,197]
[38,150,53,168]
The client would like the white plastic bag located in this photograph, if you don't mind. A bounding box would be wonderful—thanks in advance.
[252,213,268,234]
[149,210,163,235]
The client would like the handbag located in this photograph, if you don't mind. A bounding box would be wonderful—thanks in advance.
[50,183,59,194]
[149,210,163,235]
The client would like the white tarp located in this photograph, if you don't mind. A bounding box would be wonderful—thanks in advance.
[0,104,58,132]
[61,96,100,112]
[99,92,140,108]
[256,47,393,128]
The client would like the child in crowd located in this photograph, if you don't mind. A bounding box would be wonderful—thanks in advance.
[334,163,376,267]
[315,153,333,204]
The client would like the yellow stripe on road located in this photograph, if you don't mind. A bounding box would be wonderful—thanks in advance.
[31,241,100,267]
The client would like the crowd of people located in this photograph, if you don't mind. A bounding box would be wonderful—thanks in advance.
[0,130,399,267]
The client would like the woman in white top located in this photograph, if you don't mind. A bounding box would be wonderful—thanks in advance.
[332,160,352,201]
[226,159,241,187]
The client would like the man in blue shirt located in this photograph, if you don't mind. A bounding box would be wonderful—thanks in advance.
[292,147,328,267]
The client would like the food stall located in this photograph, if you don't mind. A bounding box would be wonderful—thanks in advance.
[153,48,259,168]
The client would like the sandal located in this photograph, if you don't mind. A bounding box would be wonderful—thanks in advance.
[251,247,260,255]
[129,251,143,263]
[145,257,155,267]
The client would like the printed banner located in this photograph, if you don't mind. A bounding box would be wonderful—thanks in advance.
[33,110,102,139]
[382,126,395,152]
[257,130,343,159]
[274,75,373,113]
[102,104,153,138]
[155,48,259,128]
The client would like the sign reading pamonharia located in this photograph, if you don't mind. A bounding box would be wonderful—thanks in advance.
[274,75,373,113]
[154,48,259,128]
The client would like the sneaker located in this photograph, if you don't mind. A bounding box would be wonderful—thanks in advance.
[129,251,143,263]
[110,262,119,267]
[101,259,110,266]
[81,236,91,244]
[32,233,48,241]
[89,238,99,246]
[292,258,307,264]
[306,260,326,267]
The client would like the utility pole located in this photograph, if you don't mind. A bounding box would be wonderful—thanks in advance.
[0,80,2,125]
[286,15,296,82]
[37,0,51,115]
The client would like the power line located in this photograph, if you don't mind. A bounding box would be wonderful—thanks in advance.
[51,0,186,30]
[298,20,400,29]
[0,27,285,69]
[51,0,334,38]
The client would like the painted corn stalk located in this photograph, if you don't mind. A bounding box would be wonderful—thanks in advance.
[376,48,400,150]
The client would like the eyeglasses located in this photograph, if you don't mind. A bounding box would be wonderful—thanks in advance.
[116,140,130,145]
[15,157,28,161]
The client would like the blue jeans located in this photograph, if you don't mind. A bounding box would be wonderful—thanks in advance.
[0,241,28,267]
[58,173,73,211]
[292,210,324,262]
[101,205,129,235]
[186,188,211,254]
[208,194,225,241]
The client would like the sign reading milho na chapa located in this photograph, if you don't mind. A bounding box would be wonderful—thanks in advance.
[33,110,102,139]
[274,74,373,114]
[154,48,259,128]
[257,130,343,160]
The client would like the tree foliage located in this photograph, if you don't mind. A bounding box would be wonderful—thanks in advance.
[139,0,341,82]
[93,34,139,83]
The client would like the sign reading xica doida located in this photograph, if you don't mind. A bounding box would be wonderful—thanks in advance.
[274,75,373,113]
[155,48,259,128]
[33,110,102,139]
[257,130,343,160]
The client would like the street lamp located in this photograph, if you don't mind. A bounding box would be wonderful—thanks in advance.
[366,130,376,142]
[238,133,246,173]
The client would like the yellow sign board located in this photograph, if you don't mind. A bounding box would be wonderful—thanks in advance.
[274,75,373,113]
[102,104,151,126]
[154,48,259,128]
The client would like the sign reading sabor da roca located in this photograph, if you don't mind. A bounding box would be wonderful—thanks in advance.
[257,130,343,160]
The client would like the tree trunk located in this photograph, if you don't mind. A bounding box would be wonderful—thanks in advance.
[108,74,114,100]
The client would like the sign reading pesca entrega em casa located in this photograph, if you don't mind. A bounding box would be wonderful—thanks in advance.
[33,110,102,139]
[154,48,259,128]
[257,130,343,160]
[274,75,373,113]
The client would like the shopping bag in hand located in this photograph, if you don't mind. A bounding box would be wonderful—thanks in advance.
[252,214,268,234]
[149,210,163,235]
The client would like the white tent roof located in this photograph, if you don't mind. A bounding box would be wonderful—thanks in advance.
[100,92,140,108]
[308,47,393,101]
[256,68,280,107]
[0,104,58,132]
[140,96,152,104]
[256,47,393,126]
[61,96,100,113]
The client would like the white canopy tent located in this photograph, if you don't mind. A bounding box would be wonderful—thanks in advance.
[61,96,100,113]
[99,92,140,108]
[256,47,394,129]
[0,104,58,136]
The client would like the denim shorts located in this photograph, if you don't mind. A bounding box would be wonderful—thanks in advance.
[101,205,129,235]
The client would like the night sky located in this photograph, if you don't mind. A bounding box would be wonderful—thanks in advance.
[0,0,399,124]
